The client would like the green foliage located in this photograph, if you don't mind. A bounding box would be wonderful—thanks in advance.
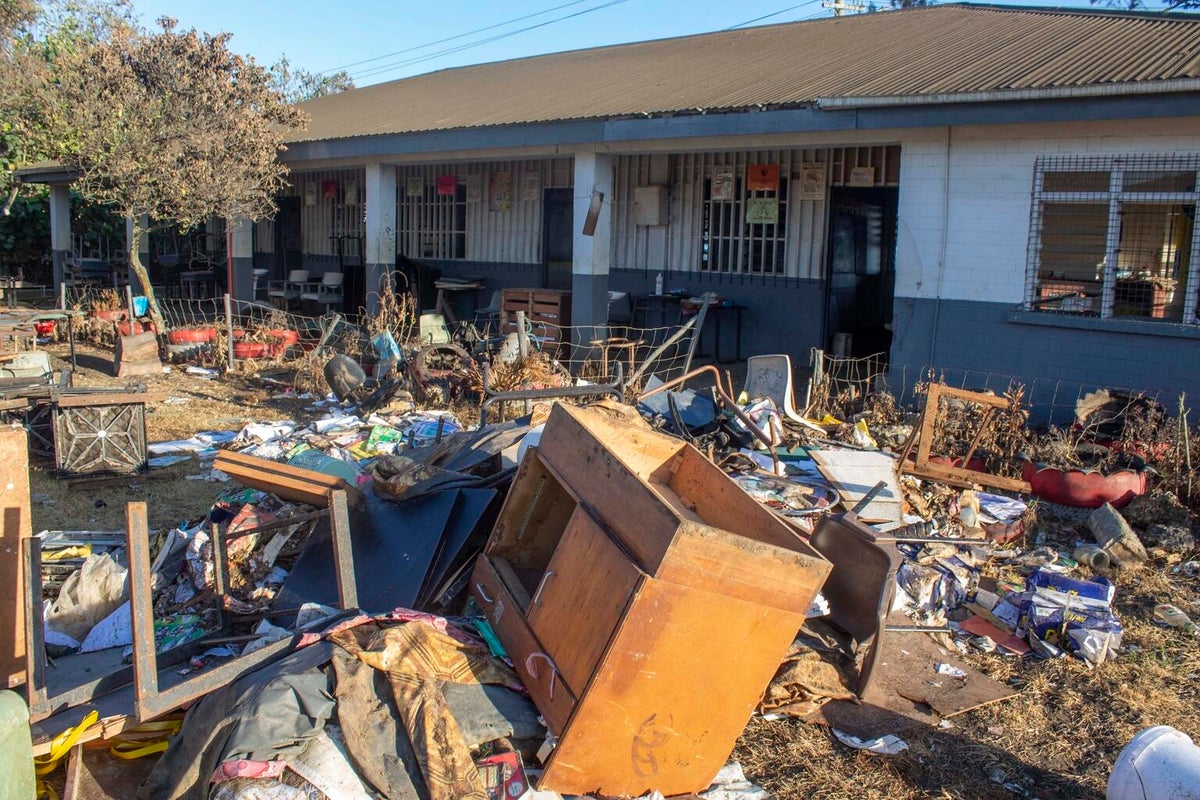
[270,55,354,104]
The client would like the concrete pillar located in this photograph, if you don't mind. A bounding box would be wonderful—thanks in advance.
[571,152,613,346]
[365,163,397,316]
[124,215,150,293]
[49,184,71,289]
[227,217,255,301]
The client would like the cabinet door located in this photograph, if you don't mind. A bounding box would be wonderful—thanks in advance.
[526,506,642,694]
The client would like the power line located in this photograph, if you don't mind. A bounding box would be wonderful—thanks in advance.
[724,1,824,30]
[347,0,632,82]
[317,0,595,75]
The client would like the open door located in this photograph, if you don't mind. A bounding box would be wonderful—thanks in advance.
[825,187,897,359]
[275,196,302,282]
[543,187,573,289]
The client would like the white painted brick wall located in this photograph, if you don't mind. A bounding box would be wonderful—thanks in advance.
[895,117,1200,303]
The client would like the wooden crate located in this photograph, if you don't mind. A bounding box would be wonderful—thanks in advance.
[472,404,831,796]
[500,288,571,345]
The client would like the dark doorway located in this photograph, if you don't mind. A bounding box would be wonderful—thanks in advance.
[825,186,898,359]
[543,188,573,289]
[275,197,302,281]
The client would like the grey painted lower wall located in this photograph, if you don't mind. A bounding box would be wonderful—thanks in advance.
[890,296,1200,423]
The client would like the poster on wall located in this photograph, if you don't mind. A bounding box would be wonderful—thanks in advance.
[489,171,512,212]
[406,176,425,198]
[436,175,457,196]
[343,178,360,205]
[746,164,779,192]
[322,179,339,201]
[798,162,826,200]
[465,174,482,203]
[849,166,876,187]
[745,197,779,225]
[304,182,317,207]
[522,172,541,202]
[711,167,734,201]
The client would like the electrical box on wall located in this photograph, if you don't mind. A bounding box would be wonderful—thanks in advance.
[633,185,668,226]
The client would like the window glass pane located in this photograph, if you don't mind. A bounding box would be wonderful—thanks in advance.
[1034,202,1107,315]
[1042,171,1109,193]
[1123,170,1196,193]
[1113,203,1193,320]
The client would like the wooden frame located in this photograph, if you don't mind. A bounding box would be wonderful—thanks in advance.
[898,383,1031,493]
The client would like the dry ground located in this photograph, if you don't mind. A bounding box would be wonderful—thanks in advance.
[27,340,1200,800]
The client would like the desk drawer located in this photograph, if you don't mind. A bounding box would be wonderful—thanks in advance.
[471,556,577,735]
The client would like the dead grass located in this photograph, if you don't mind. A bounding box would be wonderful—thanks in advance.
[27,343,1200,798]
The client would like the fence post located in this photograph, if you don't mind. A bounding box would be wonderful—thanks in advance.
[679,293,712,384]
[224,294,235,372]
[58,283,66,311]
[516,311,530,415]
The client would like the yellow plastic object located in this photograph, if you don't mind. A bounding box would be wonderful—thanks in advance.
[41,545,93,561]
[107,718,182,760]
[32,710,99,778]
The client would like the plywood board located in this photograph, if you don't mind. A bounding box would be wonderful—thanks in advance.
[808,448,902,523]
[0,426,31,687]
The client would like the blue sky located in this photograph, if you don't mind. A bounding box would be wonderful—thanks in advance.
[133,0,1105,87]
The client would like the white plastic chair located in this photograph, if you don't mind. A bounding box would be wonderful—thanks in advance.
[268,269,309,305]
[300,272,344,308]
[742,353,825,432]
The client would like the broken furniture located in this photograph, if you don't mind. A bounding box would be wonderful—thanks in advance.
[53,391,148,477]
[743,353,826,433]
[471,403,831,796]
[1,427,32,690]
[214,449,363,507]
[22,465,359,732]
[434,277,487,325]
[898,383,1031,493]
[587,336,643,382]
[500,288,571,350]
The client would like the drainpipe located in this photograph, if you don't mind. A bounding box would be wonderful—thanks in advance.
[928,126,951,367]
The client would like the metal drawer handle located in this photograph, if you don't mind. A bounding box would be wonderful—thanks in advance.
[532,570,555,607]
[525,651,559,700]
[475,583,494,604]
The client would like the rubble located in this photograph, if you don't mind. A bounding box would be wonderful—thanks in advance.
[7,322,1200,800]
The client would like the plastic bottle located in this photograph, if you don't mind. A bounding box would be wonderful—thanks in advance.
[1074,545,1112,570]
[654,272,664,296]
[1154,604,1200,636]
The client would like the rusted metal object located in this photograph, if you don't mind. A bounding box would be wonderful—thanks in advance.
[478,360,623,425]
[639,364,780,474]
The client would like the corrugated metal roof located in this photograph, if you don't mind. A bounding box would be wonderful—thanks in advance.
[291,3,1200,143]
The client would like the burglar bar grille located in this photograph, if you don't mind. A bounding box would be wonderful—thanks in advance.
[1024,154,1200,324]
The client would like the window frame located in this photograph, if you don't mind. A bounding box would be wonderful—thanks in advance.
[397,178,468,261]
[1025,155,1200,324]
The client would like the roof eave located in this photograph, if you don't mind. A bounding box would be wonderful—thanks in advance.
[817,78,1200,109]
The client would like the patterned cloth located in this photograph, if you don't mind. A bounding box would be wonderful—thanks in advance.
[329,622,522,800]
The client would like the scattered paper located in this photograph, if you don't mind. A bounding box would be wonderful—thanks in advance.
[832,729,909,756]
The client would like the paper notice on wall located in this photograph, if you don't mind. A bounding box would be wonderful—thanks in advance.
[406,176,425,198]
[745,197,779,225]
[465,174,482,203]
[490,171,512,212]
[747,164,779,192]
[711,167,734,201]
[798,162,826,200]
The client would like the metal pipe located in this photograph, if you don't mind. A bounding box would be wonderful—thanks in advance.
[639,364,780,474]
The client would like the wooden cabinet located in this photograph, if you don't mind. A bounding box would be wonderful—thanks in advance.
[471,404,831,796]
[500,288,571,347]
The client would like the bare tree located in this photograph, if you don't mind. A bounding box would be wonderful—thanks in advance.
[43,16,306,326]
[270,55,354,104]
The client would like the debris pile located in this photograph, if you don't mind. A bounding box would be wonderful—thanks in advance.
[8,339,1200,800]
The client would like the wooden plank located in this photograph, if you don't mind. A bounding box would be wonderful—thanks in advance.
[527,508,643,694]
[470,556,577,735]
[535,407,680,574]
[55,393,148,409]
[214,450,361,507]
[809,448,903,523]
[656,521,829,615]
[542,579,804,797]
[0,426,31,688]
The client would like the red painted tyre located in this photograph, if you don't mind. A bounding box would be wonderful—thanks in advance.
[265,329,299,346]
[116,321,155,337]
[233,341,268,358]
[167,327,218,344]
[1022,462,1147,509]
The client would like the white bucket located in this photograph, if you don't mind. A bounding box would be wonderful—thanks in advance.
[1108,726,1200,800]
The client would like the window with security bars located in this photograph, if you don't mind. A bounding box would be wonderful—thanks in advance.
[1025,154,1200,323]
[397,181,467,260]
[700,172,788,274]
